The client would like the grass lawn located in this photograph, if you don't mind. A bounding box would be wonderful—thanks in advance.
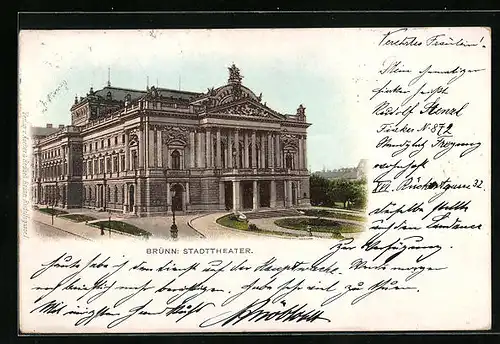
[59,214,97,223]
[91,220,151,238]
[298,208,367,222]
[275,217,364,234]
[216,214,302,238]
[37,207,69,216]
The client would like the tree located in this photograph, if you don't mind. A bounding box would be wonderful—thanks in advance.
[309,175,368,210]
[309,174,330,206]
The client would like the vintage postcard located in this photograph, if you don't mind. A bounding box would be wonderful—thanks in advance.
[18,28,491,333]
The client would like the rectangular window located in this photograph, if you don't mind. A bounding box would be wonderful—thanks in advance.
[122,134,125,144]
[100,159,105,174]
[132,151,137,169]
[120,155,125,171]
[101,140,104,149]
[107,138,111,147]
[113,156,118,172]
[114,136,118,145]
[95,142,98,150]
[106,157,111,172]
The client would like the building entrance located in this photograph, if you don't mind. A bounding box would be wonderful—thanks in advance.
[129,184,135,212]
[171,184,184,211]
[241,181,253,209]
[259,181,270,207]
[224,182,233,210]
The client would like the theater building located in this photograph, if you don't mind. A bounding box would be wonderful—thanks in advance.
[31,64,311,216]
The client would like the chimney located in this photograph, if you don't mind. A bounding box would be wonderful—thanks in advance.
[46,123,52,128]
[58,124,64,129]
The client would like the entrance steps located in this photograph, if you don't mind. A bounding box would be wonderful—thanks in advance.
[243,208,301,219]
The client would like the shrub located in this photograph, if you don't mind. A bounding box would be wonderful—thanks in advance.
[248,223,258,231]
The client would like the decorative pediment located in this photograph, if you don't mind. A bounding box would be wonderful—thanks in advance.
[129,134,139,146]
[217,102,272,118]
[280,132,299,149]
[212,99,285,120]
[161,126,189,145]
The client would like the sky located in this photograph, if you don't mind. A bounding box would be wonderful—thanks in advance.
[19,29,369,172]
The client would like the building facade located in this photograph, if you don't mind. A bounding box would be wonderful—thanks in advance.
[32,64,311,216]
[315,159,368,181]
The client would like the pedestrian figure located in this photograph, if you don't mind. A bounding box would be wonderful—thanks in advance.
[100,223,105,236]
[307,225,312,237]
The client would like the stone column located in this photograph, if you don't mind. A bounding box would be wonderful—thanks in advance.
[251,131,256,168]
[244,131,250,168]
[303,136,307,170]
[138,128,144,168]
[260,132,266,168]
[275,134,281,168]
[219,181,225,209]
[148,125,155,168]
[157,130,163,167]
[189,131,195,168]
[124,131,129,170]
[298,136,304,170]
[196,131,203,168]
[270,180,276,208]
[268,133,274,168]
[205,128,212,168]
[287,180,293,207]
[200,131,206,168]
[234,129,240,168]
[232,180,240,211]
[185,182,190,207]
[228,130,233,168]
[123,184,128,213]
[252,180,258,210]
[216,128,221,168]
[67,143,73,177]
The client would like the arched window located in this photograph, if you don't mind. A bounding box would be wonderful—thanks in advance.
[171,150,181,170]
[114,186,118,203]
[285,153,294,169]
[121,185,125,203]
[107,185,111,202]
[89,187,92,200]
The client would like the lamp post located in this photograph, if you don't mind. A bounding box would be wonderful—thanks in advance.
[163,169,178,240]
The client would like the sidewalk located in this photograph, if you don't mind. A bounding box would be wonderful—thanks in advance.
[31,210,136,241]
[189,213,254,240]
[189,213,364,241]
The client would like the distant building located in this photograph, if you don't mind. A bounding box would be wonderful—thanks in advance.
[315,159,367,181]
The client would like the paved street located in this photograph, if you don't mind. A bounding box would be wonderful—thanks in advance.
[31,219,90,241]
[27,206,365,242]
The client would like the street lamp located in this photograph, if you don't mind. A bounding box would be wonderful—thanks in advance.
[163,169,178,240]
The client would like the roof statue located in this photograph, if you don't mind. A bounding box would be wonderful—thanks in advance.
[297,104,306,121]
[297,104,306,116]
[228,63,243,84]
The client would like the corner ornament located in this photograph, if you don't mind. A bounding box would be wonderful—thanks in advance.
[228,63,243,84]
